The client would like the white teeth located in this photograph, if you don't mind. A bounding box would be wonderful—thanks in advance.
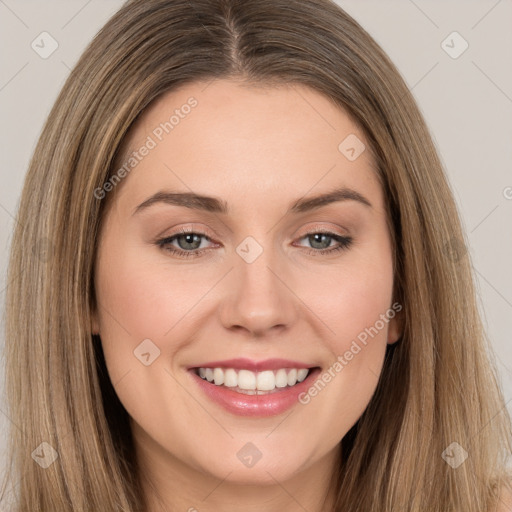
[238,369,256,390]
[224,368,237,387]
[195,367,312,392]
[287,369,297,386]
[297,369,309,382]
[213,368,224,386]
[256,370,275,391]
[275,369,288,388]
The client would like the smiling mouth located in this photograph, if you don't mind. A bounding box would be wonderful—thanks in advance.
[190,366,320,395]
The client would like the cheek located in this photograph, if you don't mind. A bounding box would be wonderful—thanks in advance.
[331,263,393,346]
[94,234,228,395]
[295,256,394,444]
[305,240,395,350]
[95,237,194,342]
[93,232,174,382]
[298,237,394,408]
[93,245,189,428]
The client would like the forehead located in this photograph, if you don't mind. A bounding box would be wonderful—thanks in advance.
[107,79,383,216]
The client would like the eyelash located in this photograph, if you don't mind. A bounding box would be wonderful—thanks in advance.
[155,227,353,259]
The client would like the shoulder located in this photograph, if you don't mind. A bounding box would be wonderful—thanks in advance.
[497,485,512,512]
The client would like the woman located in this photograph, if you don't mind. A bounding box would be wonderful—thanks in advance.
[2,0,511,510]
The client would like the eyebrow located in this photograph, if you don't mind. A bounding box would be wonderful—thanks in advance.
[132,186,372,216]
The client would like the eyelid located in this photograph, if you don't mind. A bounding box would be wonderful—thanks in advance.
[159,222,349,243]
[156,223,217,241]
[295,222,350,238]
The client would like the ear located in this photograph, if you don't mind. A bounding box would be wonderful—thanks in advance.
[387,310,403,345]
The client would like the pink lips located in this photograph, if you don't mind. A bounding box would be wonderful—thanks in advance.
[187,357,313,372]
[187,358,320,417]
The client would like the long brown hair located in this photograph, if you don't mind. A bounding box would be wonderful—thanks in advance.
[2,0,511,510]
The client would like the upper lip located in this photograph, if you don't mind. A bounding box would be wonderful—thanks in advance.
[187,358,317,372]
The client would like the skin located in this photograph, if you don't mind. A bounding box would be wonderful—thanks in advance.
[92,78,401,512]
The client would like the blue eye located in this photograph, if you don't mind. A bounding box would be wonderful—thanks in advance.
[297,232,353,256]
[155,227,215,259]
[155,228,353,259]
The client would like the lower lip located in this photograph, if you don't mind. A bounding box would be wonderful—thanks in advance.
[188,367,321,417]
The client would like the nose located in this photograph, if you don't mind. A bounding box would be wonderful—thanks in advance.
[218,242,299,337]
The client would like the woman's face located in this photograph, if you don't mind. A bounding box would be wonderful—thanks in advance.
[92,79,400,493]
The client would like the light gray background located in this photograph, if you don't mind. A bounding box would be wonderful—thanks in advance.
[0,0,511,493]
